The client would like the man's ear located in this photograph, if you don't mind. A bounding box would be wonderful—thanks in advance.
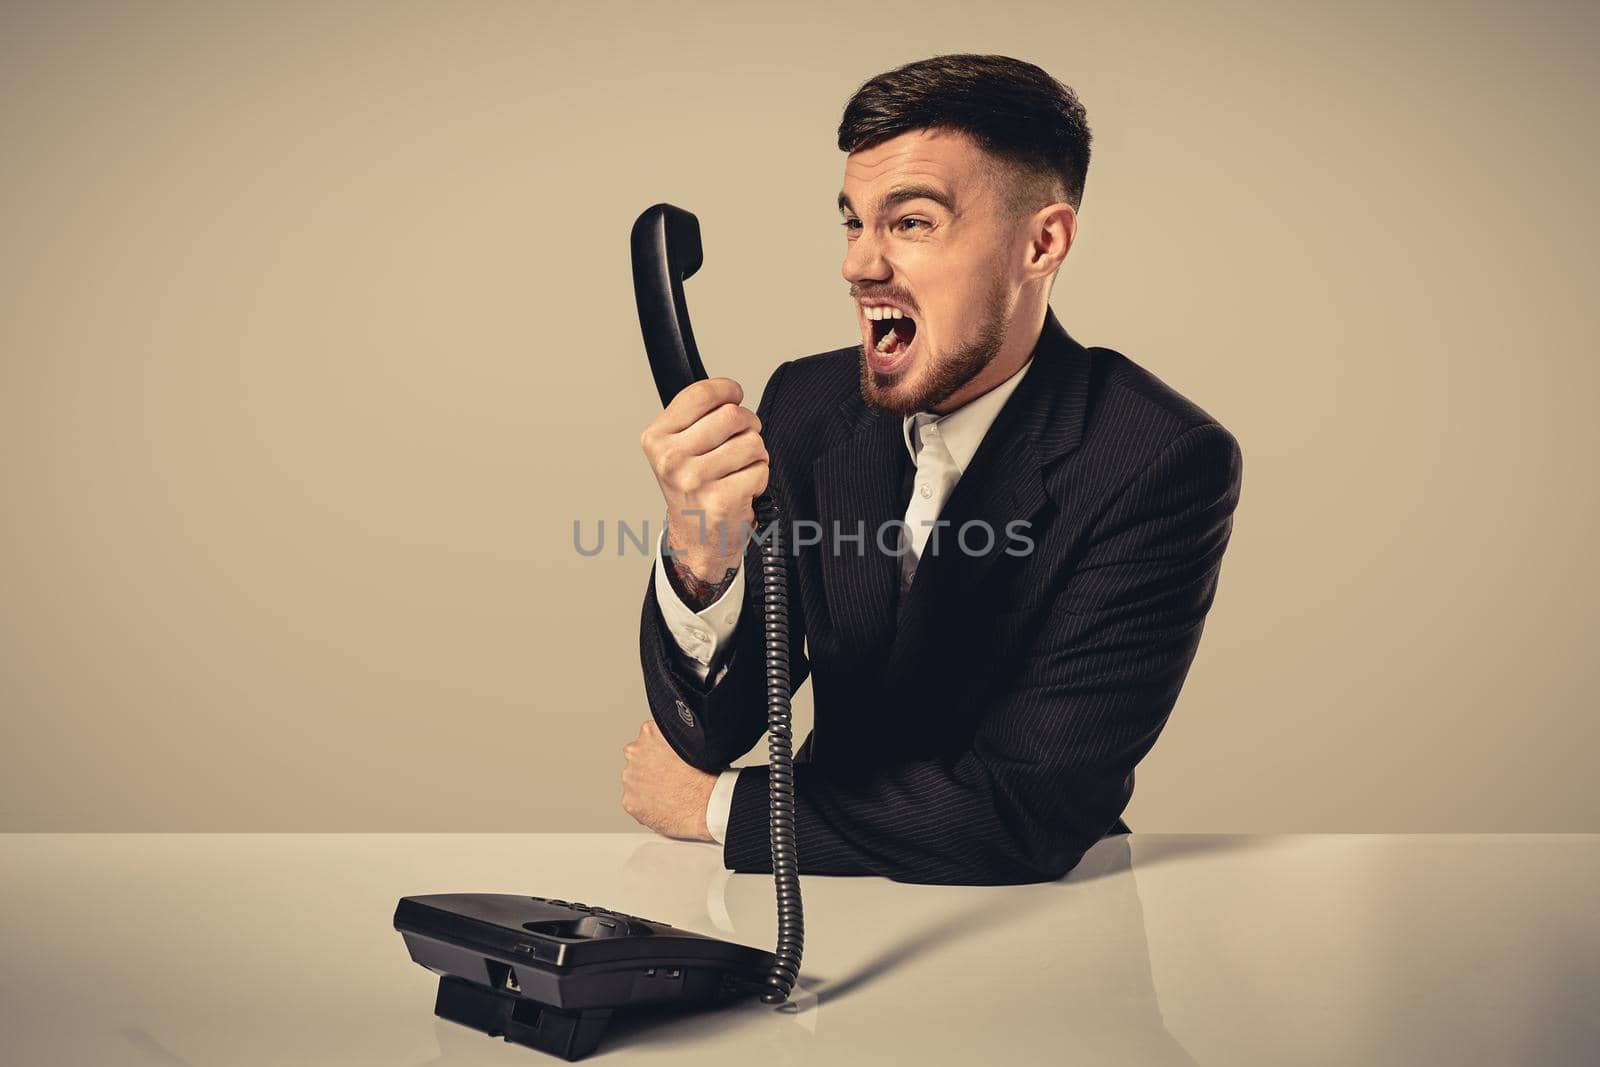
[1023,202,1078,280]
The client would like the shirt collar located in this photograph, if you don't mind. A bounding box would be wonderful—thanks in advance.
[901,358,1034,474]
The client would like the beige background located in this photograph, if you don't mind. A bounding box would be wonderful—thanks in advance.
[1,0,1595,832]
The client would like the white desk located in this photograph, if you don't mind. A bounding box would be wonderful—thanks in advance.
[2,834,1595,1064]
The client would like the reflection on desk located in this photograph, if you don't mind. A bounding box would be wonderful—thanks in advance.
[1,833,1596,1065]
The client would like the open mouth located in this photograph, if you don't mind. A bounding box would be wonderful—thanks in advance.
[867,308,918,365]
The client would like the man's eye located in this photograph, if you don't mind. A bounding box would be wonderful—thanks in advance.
[838,217,925,233]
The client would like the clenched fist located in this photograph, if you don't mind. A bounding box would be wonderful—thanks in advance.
[639,377,769,583]
[620,719,718,842]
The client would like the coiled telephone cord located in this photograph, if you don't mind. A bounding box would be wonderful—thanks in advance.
[754,494,803,1004]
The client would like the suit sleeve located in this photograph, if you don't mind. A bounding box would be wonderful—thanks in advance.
[639,360,812,773]
[721,422,1243,885]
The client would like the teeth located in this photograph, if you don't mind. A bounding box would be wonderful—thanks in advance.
[862,305,908,321]
[875,326,901,353]
[891,308,903,320]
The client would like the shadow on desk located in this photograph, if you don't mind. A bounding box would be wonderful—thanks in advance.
[793,838,1196,1062]
[704,834,1269,1004]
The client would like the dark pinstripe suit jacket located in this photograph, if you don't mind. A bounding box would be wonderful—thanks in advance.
[640,308,1242,885]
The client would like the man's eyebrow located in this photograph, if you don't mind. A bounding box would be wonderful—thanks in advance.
[837,184,955,216]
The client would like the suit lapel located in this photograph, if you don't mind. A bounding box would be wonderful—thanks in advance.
[811,401,909,659]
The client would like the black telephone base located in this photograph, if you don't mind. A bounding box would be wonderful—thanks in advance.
[395,894,775,1060]
[434,974,613,1061]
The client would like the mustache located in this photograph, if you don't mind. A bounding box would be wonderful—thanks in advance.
[849,286,917,312]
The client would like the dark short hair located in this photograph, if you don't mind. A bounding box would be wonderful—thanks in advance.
[837,54,1092,214]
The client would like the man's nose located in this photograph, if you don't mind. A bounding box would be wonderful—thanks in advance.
[842,229,890,286]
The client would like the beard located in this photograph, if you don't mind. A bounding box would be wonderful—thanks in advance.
[858,274,1011,416]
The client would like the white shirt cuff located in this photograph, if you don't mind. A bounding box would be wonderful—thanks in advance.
[654,529,744,681]
[705,769,740,845]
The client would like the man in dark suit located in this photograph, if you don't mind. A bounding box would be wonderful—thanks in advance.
[622,55,1242,885]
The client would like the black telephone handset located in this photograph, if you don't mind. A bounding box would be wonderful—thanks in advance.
[630,203,804,1005]
[390,205,803,1062]
[629,203,709,405]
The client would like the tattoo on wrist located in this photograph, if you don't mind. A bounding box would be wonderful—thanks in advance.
[665,554,738,611]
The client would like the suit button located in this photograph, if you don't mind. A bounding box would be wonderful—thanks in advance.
[674,699,695,727]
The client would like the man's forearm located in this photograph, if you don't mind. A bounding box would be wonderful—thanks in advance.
[717,755,1112,885]
[640,559,774,773]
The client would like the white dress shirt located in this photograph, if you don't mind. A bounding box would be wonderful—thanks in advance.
[654,357,1035,844]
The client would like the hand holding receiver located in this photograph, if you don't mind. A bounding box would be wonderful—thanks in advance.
[639,377,769,586]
